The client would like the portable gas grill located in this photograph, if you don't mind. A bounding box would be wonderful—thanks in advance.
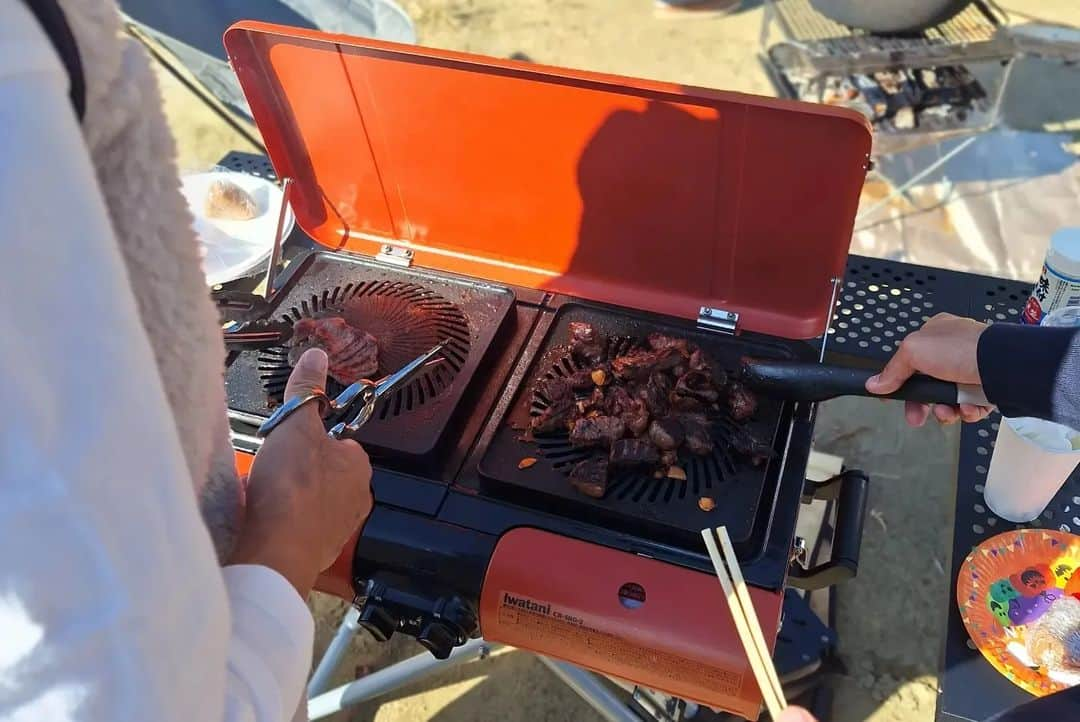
[222,22,873,719]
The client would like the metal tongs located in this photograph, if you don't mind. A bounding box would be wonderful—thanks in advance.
[256,342,446,440]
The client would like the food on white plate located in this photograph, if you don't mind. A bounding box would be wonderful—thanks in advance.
[204,178,258,220]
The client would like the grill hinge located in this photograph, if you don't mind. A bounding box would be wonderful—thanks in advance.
[696,306,738,335]
[375,243,414,268]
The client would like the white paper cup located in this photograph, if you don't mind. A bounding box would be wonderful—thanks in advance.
[984,417,1080,523]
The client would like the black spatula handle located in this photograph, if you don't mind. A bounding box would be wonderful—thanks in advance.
[740,358,989,405]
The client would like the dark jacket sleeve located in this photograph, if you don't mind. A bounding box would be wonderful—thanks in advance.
[978,323,1080,429]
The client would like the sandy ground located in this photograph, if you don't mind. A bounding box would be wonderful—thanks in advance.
[153,2,1080,721]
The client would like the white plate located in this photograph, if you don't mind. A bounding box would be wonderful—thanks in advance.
[181,171,296,286]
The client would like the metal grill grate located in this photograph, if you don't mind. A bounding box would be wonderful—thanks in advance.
[773,0,1001,47]
[767,0,1011,75]
[224,251,515,457]
[256,281,471,420]
[478,303,797,547]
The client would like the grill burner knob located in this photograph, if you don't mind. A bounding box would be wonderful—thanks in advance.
[417,620,458,660]
[357,602,397,642]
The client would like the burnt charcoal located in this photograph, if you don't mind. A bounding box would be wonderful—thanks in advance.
[568,321,606,365]
[569,416,626,449]
[730,427,775,465]
[727,382,758,421]
[610,438,660,468]
[648,417,685,451]
[568,369,595,393]
[568,456,609,498]
[674,370,720,404]
[647,333,690,357]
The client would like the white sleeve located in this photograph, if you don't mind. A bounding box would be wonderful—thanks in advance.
[0,2,311,721]
[223,567,316,722]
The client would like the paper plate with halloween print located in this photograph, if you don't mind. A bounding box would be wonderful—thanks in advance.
[957,529,1080,696]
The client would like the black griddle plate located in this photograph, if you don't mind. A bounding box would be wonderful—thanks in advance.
[477,303,800,549]
[225,251,514,457]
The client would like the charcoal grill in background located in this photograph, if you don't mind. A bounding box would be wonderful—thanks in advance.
[222,21,874,720]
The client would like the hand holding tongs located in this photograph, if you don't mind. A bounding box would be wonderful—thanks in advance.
[256,342,446,440]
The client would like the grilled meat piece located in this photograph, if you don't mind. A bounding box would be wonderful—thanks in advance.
[569,456,610,498]
[288,316,379,385]
[647,333,691,357]
[531,376,577,433]
[674,369,720,404]
[569,321,606,365]
[648,417,685,451]
[669,394,706,413]
[610,438,660,468]
[568,368,596,393]
[611,347,682,382]
[636,373,671,417]
[570,416,626,448]
[730,427,774,465]
[537,376,573,404]
[531,402,576,434]
[623,397,650,436]
[727,382,758,421]
[675,413,714,456]
[660,449,679,467]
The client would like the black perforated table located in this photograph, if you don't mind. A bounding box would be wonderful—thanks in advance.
[826,255,1080,722]
[218,150,1071,720]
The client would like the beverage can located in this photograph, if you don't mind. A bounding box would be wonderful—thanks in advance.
[1022,228,1080,324]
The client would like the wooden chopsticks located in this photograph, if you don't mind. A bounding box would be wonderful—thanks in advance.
[701,526,787,720]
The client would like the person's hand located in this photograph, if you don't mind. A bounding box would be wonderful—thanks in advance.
[229,348,373,597]
[776,706,817,722]
[864,312,993,427]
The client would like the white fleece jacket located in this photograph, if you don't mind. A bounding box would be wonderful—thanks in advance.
[0,1,312,721]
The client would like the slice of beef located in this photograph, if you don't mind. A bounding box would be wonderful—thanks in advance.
[611,347,682,382]
[669,393,706,413]
[568,321,606,365]
[569,416,626,448]
[647,333,691,357]
[537,376,573,405]
[648,417,685,451]
[636,373,670,417]
[568,368,596,393]
[532,377,577,433]
[623,397,650,436]
[569,456,610,498]
[727,382,758,421]
[288,316,379,385]
[610,438,660,468]
[531,401,576,434]
[674,369,720,403]
[730,427,775,465]
[676,414,714,456]
[603,386,634,416]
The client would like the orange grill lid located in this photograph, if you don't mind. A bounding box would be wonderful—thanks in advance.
[223,22,871,338]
